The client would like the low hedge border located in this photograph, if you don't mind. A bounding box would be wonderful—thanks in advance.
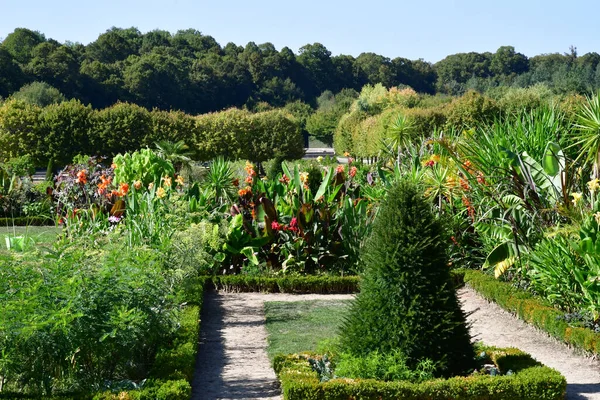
[459,269,600,356]
[274,347,566,400]
[209,275,360,294]
[0,278,207,400]
[0,216,55,226]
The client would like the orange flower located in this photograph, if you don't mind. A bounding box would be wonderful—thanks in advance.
[119,182,129,196]
[76,170,87,184]
[111,163,117,170]
[238,187,252,197]
[156,187,166,199]
[245,176,254,184]
[476,172,486,185]
[349,166,358,178]
[336,165,345,174]
[175,175,184,186]
[459,178,470,191]
[162,176,172,187]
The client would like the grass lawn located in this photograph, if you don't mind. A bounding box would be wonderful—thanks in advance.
[264,300,351,360]
[0,225,61,252]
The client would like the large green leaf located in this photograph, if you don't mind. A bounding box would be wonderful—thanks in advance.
[542,142,564,177]
[315,167,333,200]
[240,246,259,265]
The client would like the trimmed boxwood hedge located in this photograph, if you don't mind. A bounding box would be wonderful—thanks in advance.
[459,269,600,356]
[0,278,207,400]
[0,216,55,226]
[210,275,360,294]
[274,347,566,400]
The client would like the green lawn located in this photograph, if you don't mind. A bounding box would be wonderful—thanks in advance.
[0,225,61,252]
[264,300,351,360]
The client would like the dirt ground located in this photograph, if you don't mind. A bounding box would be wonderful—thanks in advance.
[192,289,600,400]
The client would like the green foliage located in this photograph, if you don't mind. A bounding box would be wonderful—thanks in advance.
[339,179,475,377]
[335,351,436,382]
[113,148,175,187]
[168,221,227,275]
[443,90,500,131]
[193,108,303,162]
[10,82,66,107]
[92,102,152,157]
[274,351,566,400]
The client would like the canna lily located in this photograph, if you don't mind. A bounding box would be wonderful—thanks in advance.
[119,182,129,196]
[76,170,87,184]
[134,180,142,190]
[349,166,358,178]
[176,175,184,186]
[156,187,167,199]
[162,176,172,187]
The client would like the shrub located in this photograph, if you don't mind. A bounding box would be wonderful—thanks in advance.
[443,90,500,131]
[339,179,475,377]
[92,102,152,157]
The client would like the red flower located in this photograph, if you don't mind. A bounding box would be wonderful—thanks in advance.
[349,166,358,178]
[279,174,290,184]
[271,221,282,231]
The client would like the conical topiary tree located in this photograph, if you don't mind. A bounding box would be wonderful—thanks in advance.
[339,179,475,377]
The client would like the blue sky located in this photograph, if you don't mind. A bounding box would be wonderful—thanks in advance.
[0,0,598,62]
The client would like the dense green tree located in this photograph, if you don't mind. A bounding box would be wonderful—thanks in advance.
[86,27,142,63]
[11,82,66,107]
[490,46,529,76]
[0,48,25,97]
[1,28,46,64]
[297,43,336,97]
[339,179,475,377]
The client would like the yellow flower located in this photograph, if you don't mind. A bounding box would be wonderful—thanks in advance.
[156,187,166,199]
[175,175,184,186]
[133,180,142,190]
[162,176,172,187]
[430,154,441,163]
[316,156,323,163]
[588,179,600,193]
[148,182,154,190]
[594,212,600,225]
[571,192,583,206]
[299,172,309,183]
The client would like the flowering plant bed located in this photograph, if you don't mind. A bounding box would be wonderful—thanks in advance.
[274,347,566,400]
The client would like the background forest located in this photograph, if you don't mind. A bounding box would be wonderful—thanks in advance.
[1,27,599,114]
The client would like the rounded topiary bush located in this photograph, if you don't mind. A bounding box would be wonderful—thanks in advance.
[339,178,475,377]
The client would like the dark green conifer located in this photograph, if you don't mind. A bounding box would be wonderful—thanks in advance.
[339,179,475,377]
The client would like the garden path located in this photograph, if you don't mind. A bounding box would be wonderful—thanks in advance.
[192,292,352,400]
[461,287,600,400]
[192,288,600,400]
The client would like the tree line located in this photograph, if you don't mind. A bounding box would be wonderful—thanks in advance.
[1,27,598,114]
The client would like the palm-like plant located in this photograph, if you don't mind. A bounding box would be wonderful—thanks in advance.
[154,140,194,173]
[572,92,600,178]
[382,113,415,165]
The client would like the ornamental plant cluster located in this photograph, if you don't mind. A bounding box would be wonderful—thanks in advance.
[374,91,600,331]
[0,151,199,397]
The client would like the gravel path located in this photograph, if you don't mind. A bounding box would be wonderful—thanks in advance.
[192,292,353,400]
[193,288,600,400]
[461,286,600,400]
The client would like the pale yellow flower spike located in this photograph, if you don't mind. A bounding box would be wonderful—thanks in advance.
[571,192,583,206]
[588,179,600,193]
